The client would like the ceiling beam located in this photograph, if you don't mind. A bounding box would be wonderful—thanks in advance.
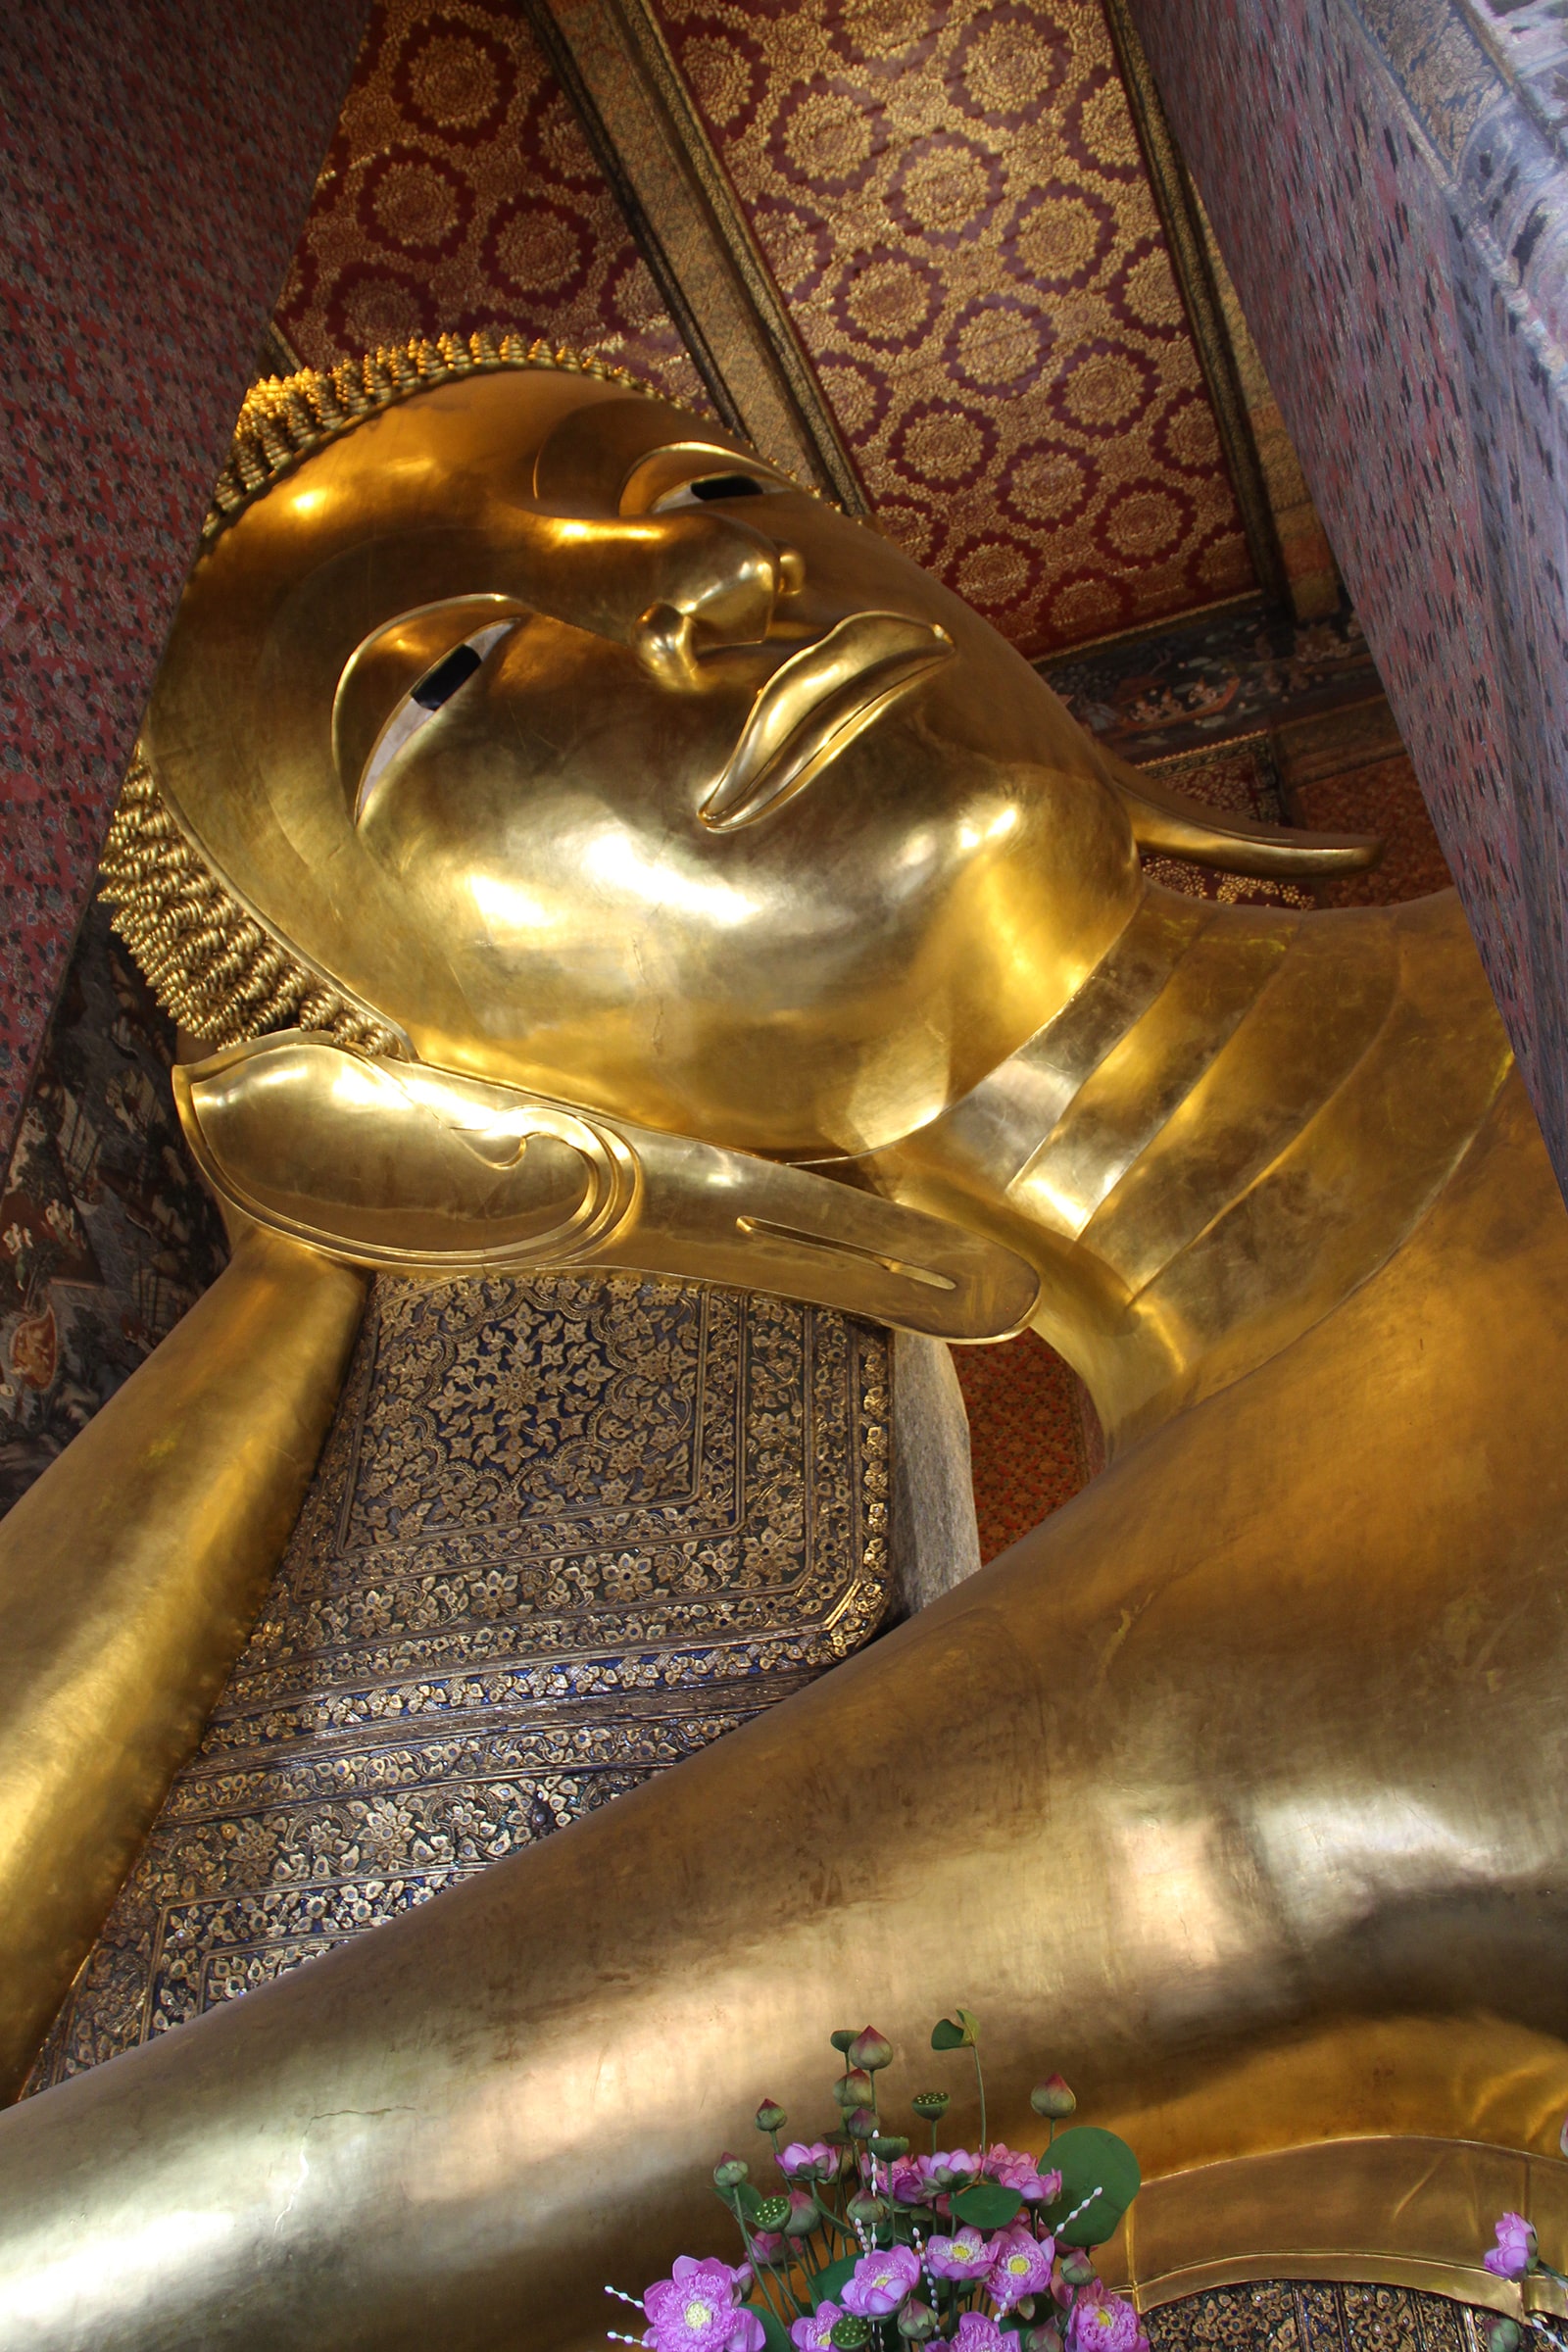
[525,0,869,512]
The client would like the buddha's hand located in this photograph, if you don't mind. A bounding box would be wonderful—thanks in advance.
[174,1032,1041,1341]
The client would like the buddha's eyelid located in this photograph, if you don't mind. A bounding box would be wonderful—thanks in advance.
[355,617,519,822]
[648,465,793,512]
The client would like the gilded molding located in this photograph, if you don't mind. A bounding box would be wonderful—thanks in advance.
[1101,0,1291,610]
[526,0,870,511]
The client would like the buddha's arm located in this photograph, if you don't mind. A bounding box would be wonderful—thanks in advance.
[0,1080,1565,2350]
[0,1228,364,2099]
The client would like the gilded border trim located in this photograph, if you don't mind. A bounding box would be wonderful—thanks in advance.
[1101,0,1290,609]
[1098,2134,1568,2319]
[527,0,870,513]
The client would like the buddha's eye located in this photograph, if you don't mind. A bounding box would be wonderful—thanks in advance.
[652,468,792,513]
[357,618,517,820]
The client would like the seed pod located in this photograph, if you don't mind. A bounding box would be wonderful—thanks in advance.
[910,2091,950,2122]
[755,2194,791,2230]
[830,2322,871,2350]
[868,2133,909,2160]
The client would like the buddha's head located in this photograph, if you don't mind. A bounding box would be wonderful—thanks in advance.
[112,336,1149,1158]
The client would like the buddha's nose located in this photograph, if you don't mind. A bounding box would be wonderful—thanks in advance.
[632,506,807,688]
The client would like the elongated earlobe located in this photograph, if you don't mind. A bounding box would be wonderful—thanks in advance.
[1109,753,1383,879]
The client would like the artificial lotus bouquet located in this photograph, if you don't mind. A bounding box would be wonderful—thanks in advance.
[608,2011,1145,2352]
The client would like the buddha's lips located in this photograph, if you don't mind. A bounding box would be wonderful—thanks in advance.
[699,611,954,832]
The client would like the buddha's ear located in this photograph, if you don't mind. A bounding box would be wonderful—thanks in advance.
[173,1035,1041,1344]
[1107,750,1383,879]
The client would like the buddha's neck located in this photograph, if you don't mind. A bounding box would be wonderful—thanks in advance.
[857,882,1510,1455]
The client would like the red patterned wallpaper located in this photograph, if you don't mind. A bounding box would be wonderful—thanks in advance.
[654,0,1257,657]
[278,0,706,405]
[0,0,368,1166]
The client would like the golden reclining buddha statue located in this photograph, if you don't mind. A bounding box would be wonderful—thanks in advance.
[0,337,1565,2350]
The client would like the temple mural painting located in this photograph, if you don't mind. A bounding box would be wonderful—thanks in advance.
[0,903,227,1515]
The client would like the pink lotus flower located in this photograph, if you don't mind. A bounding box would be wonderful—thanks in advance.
[1485,2213,1538,2278]
[928,2225,994,2281]
[728,2317,766,2352]
[842,2242,921,2317]
[644,2256,752,2352]
[790,2305,844,2350]
[887,2155,928,2203]
[990,2225,1055,2305]
[780,2140,838,2180]
[954,2318,1008,2352]
[986,2142,1055,2201]
[920,2148,982,2189]
[1066,2282,1149,2352]
[748,2232,783,2264]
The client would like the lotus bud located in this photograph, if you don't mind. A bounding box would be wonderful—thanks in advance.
[1023,2327,1064,2352]
[784,2189,817,2237]
[868,2133,909,2160]
[849,2027,895,2072]
[832,2069,876,2110]
[898,2302,941,2340]
[830,2322,871,2350]
[831,2029,859,2053]
[1031,2075,1077,2119]
[848,2190,888,2229]
[756,2193,791,2230]
[1058,2250,1096,2287]
[713,2155,750,2189]
[910,2090,950,2122]
[755,2100,787,2134]
[1487,2326,1521,2352]
[846,2105,879,2139]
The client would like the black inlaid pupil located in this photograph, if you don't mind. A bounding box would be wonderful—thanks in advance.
[412,642,483,710]
[690,473,763,500]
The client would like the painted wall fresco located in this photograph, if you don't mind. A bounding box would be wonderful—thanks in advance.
[0,901,228,1515]
[276,0,705,404]
[652,0,1257,656]
[0,0,368,1168]
[1129,0,1568,1184]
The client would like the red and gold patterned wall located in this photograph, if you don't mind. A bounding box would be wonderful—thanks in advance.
[277,0,703,405]
[656,0,1256,655]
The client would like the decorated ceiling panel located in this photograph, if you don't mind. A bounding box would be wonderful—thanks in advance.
[275,0,706,406]
[653,0,1258,654]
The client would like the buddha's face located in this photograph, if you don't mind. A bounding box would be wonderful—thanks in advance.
[146,368,1140,1156]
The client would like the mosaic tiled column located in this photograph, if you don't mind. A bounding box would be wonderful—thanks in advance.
[0,0,369,1162]
[1128,0,1568,1191]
